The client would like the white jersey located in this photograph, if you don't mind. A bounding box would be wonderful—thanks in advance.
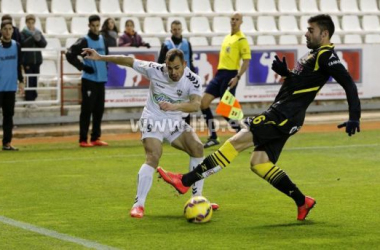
[133,59,202,120]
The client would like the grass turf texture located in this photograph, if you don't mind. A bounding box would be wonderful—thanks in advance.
[1,129,379,249]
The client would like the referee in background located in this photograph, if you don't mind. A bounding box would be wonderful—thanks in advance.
[202,12,251,148]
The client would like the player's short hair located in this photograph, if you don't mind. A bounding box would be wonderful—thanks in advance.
[308,14,335,38]
[1,14,12,22]
[125,19,134,27]
[89,15,100,24]
[25,14,36,23]
[171,20,181,26]
[166,49,184,63]
[1,20,13,29]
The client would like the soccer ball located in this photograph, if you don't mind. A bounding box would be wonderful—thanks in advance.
[183,196,213,223]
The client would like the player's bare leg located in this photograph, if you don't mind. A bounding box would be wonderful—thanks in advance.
[130,138,162,218]
[250,151,316,220]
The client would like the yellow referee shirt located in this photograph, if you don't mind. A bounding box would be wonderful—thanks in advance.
[217,31,251,70]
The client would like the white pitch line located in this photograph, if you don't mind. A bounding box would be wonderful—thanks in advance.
[0,216,119,250]
[1,144,379,164]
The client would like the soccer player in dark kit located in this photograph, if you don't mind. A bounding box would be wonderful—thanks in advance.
[157,14,361,221]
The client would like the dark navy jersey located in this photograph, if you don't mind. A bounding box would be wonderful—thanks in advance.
[270,44,361,125]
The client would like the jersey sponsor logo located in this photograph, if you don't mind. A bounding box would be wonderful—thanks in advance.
[0,55,16,61]
[247,50,297,85]
[328,60,341,66]
[186,72,200,88]
[152,93,181,104]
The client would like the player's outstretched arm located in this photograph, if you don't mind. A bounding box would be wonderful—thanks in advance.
[82,48,134,67]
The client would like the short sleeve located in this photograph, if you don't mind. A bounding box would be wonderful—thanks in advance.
[132,59,151,78]
[189,74,203,97]
[239,38,251,60]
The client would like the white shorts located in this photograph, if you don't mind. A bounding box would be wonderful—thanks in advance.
[139,115,193,144]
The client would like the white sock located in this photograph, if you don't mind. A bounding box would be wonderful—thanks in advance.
[133,163,155,208]
[189,157,204,196]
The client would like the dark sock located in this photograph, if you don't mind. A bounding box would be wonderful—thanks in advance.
[202,108,217,139]
[224,117,241,133]
[252,163,306,206]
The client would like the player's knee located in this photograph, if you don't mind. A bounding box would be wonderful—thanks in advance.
[188,141,204,157]
[145,152,161,167]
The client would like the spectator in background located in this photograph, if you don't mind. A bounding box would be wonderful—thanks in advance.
[20,14,47,104]
[101,18,118,47]
[118,20,150,48]
[0,15,21,43]
[66,15,109,148]
[158,20,195,72]
[0,21,24,151]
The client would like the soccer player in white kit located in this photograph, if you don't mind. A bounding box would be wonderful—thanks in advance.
[82,48,219,218]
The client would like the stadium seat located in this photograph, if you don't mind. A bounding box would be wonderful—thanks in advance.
[279,16,299,32]
[362,15,380,31]
[331,34,342,44]
[359,0,379,13]
[65,37,79,48]
[26,0,49,14]
[245,36,254,45]
[19,16,43,32]
[119,17,142,34]
[319,0,339,13]
[143,37,161,47]
[300,16,312,32]
[143,17,166,35]
[211,36,225,46]
[278,0,298,14]
[299,0,319,13]
[123,0,145,15]
[63,60,81,83]
[341,15,362,32]
[340,0,359,13]
[257,0,277,13]
[75,0,98,14]
[39,60,58,84]
[241,16,256,35]
[190,17,212,35]
[71,17,89,35]
[365,34,380,43]
[146,0,168,14]
[235,0,256,14]
[42,38,61,59]
[45,17,69,35]
[256,35,276,45]
[192,0,213,14]
[169,0,190,14]
[279,35,298,45]
[214,0,234,14]
[212,16,230,34]
[99,0,122,14]
[331,16,342,32]
[344,34,362,44]
[189,37,209,46]
[1,0,24,14]
[257,16,278,33]
[51,0,74,14]
[166,17,189,34]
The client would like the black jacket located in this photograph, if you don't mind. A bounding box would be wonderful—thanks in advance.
[66,31,109,71]
[271,44,361,125]
[20,28,47,65]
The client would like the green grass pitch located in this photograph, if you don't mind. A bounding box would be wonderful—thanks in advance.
[1,129,379,249]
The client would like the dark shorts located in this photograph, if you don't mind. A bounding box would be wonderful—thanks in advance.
[245,110,303,164]
[205,70,238,98]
